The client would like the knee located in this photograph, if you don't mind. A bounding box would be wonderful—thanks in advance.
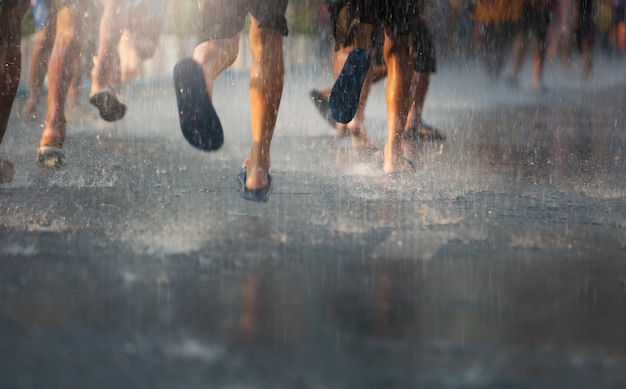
[383,34,410,61]
[54,10,78,48]
[193,39,239,70]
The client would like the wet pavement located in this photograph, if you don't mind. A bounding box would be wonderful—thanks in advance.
[1,57,626,388]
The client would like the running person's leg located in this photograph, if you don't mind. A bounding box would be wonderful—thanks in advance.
[405,15,444,143]
[21,0,54,120]
[38,0,86,167]
[510,3,533,87]
[89,0,128,122]
[243,12,285,192]
[529,5,552,89]
[0,0,30,182]
[382,0,415,174]
[576,0,595,79]
[192,0,288,201]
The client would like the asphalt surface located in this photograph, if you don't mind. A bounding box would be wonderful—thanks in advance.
[1,57,626,388]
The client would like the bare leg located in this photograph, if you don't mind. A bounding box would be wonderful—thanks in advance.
[0,3,30,182]
[510,32,528,85]
[21,25,54,120]
[406,71,430,128]
[560,31,572,72]
[581,40,592,80]
[382,31,413,174]
[39,5,83,152]
[65,48,96,121]
[531,37,547,88]
[90,0,127,96]
[118,29,140,84]
[403,70,444,153]
[243,16,284,190]
[192,37,239,99]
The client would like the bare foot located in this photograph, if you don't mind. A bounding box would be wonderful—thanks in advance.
[39,118,66,150]
[243,164,270,191]
[383,140,412,174]
[0,158,16,183]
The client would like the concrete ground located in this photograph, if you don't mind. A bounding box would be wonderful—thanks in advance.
[1,56,626,388]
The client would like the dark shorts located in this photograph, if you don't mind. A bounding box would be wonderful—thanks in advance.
[357,0,417,34]
[576,0,595,48]
[329,0,419,50]
[197,0,289,42]
[329,0,435,73]
[617,5,625,24]
[0,0,29,12]
[519,3,552,41]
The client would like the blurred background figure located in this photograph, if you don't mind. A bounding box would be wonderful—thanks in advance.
[574,0,596,79]
[507,0,557,90]
[616,0,626,53]
[547,0,575,71]
[166,0,198,59]
[0,0,30,182]
[472,0,523,81]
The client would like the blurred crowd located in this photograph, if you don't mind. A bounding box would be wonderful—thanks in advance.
[16,0,626,70]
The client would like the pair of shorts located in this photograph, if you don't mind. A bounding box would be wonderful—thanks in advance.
[329,0,418,50]
[0,0,30,12]
[577,0,595,38]
[357,0,417,35]
[329,0,434,73]
[197,0,288,42]
[519,3,552,41]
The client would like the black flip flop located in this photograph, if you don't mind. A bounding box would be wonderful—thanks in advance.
[237,167,272,203]
[328,48,371,124]
[173,58,223,152]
